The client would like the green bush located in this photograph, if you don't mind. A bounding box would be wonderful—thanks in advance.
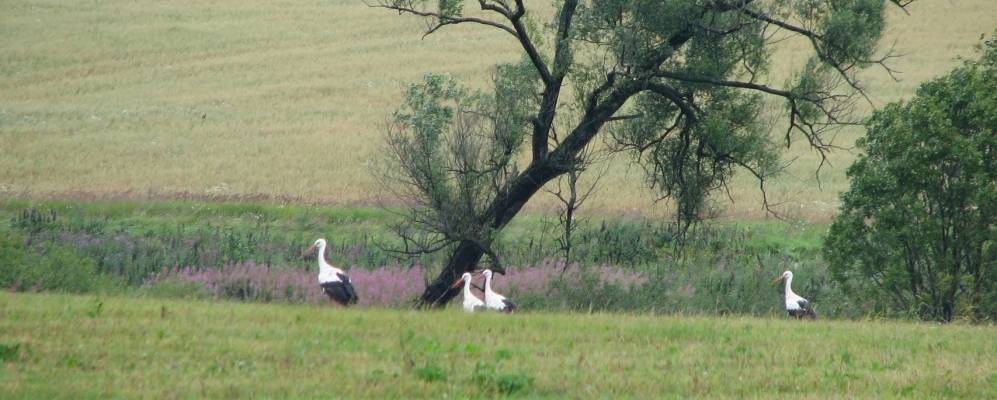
[0,230,120,293]
[825,35,996,322]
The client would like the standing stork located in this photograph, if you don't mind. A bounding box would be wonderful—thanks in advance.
[302,238,358,306]
[772,270,816,319]
[451,272,485,312]
[479,269,516,313]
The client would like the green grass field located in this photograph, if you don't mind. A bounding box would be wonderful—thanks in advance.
[3,3,995,397]
[2,0,995,219]
[1,292,994,398]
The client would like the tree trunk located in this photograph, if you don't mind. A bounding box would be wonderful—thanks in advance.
[415,79,639,308]
[417,240,485,306]
[417,162,562,307]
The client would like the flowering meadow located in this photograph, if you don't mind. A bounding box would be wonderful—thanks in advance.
[3,201,841,316]
[147,258,647,308]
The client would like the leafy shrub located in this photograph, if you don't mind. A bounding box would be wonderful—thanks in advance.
[504,218,677,267]
[825,35,996,322]
[8,207,398,286]
[0,230,120,293]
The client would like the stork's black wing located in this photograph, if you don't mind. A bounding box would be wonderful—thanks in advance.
[337,273,359,305]
[797,299,817,319]
[320,274,358,306]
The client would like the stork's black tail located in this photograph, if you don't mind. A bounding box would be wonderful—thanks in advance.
[792,300,817,320]
[803,303,817,319]
[502,299,517,313]
[321,279,359,306]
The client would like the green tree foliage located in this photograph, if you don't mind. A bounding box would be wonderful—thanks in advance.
[373,0,906,305]
[825,36,996,322]
[379,70,537,266]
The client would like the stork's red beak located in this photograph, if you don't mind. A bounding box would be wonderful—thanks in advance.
[301,244,317,258]
[772,275,784,285]
[450,277,464,289]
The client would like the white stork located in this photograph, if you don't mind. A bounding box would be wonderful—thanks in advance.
[479,269,516,313]
[301,238,358,306]
[772,270,816,319]
[451,272,486,312]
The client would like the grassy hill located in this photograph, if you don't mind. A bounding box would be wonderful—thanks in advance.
[2,1,995,219]
[1,292,994,398]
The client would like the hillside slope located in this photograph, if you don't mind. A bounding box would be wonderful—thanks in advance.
[1,1,995,218]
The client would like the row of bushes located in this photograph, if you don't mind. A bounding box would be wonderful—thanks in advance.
[1,203,854,317]
[9,207,382,285]
[4,205,741,286]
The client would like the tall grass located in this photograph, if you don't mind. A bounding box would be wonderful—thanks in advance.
[146,259,649,308]
[5,204,399,285]
[1,1,994,219]
[2,200,856,317]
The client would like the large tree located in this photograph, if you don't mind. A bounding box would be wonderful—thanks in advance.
[373,0,907,306]
[825,35,995,322]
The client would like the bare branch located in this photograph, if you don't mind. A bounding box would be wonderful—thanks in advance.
[368,2,516,37]
[652,70,856,167]
[890,0,915,15]
[733,158,785,220]
[739,5,907,106]
[645,82,700,123]
[508,0,553,84]
[604,113,644,123]
[553,0,580,79]
[740,8,819,39]
[477,0,512,15]
[655,70,793,97]
[543,145,608,266]
[528,0,580,161]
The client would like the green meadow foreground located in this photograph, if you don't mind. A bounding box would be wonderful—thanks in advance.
[1,293,993,398]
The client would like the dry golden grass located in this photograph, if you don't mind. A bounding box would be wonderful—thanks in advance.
[1,0,994,220]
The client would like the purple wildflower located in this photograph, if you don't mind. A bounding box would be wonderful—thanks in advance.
[147,258,646,307]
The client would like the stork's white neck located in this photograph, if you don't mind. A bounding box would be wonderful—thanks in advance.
[463,276,474,298]
[483,272,493,294]
[315,242,337,276]
[315,241,328,267]
[784,274,795,298]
